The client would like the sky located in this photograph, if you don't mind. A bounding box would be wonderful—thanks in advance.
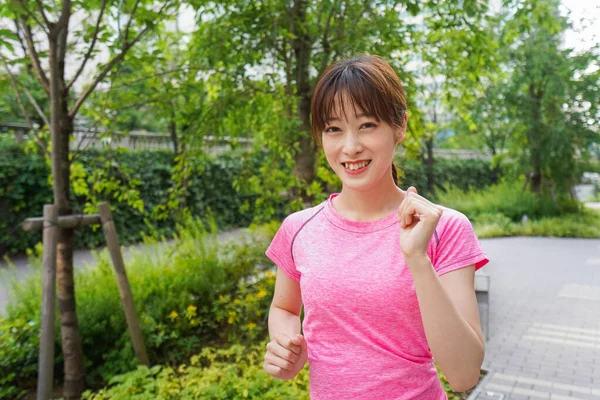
[560,0,600,52]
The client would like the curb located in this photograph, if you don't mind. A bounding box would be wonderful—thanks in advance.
[465,369,502,400]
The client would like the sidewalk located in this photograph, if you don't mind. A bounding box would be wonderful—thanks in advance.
[474,237,600,400]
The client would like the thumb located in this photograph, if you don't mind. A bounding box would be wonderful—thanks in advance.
[299,335,308,354]
[407,186,418,195]
[292,334,307,349]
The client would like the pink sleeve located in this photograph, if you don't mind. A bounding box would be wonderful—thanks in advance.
[432,210,489,276]
[266,216,301,281]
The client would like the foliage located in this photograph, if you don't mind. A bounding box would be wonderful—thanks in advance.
[182,0,497,209]
[435,180,599,238]
[436,180,580,222]
[0,139,51,255]
[79,335,477,400]
[0,317,41,399]
[454,0,600,195]
[473,210,600,239]
[399,157,501,200]
[81,342,310,400]
[0,144,260,255]
[1,218,277,393]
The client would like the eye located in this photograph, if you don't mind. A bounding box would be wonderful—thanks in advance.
[360,122,377,129]
[324,126,341,133]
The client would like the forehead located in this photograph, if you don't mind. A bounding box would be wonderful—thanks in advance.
[324,92,376,122]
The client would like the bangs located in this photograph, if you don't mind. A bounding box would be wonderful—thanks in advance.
[311,56,407,145]
[313,67,393,132]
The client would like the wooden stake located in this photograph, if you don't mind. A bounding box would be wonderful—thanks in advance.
[23,214,101,232]
[37,205,58,400]
[98,203,149,366]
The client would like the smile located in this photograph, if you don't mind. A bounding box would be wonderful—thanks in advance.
[342,160,371,172]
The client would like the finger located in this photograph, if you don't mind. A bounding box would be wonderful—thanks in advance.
[290,334,303,346]
[299,336,308,354]
[404,198,441,224]
[398,193,411,228]
[267,341,300,363]
[264,352,295,371]
[407,186,418,195]
[264,362,287,378]
[275,333,301,355]
[410,196,441,215]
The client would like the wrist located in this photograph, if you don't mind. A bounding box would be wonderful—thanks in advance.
[403,253,432,270]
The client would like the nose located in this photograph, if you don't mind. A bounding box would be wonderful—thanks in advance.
[342,131,363,156]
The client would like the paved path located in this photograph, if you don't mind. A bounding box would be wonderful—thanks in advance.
[475,237,600,400]
[2,235,600,398]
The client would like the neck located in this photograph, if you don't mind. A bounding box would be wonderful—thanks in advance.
[334,176,405,222]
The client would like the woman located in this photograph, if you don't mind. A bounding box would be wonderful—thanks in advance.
[263,55,488,399]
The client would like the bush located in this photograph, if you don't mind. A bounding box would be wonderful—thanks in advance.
[82,343,310,400]
[435,180,580,222]
[398,157,501,198]
[0,220,277,394]
[434,180,600,238]
[0,144,260,256]
[474,211,600,239]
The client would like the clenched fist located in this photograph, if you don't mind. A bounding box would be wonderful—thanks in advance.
[263,333,308,380]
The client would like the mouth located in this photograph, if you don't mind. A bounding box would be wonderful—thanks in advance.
[342,160,371,172]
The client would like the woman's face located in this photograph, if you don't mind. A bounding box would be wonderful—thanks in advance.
[321,98,405,192]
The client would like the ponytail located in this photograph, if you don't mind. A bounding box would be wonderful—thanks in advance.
[391,162,398,184]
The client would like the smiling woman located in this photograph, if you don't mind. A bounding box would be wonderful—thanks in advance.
[263,55,489,399]
[311,55,407,188]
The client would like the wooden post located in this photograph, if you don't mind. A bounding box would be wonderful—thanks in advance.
[98,203,149,366]
[37,205,58,400]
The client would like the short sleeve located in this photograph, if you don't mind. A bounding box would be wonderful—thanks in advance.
[266,216,301,281]
[432,209,489,276]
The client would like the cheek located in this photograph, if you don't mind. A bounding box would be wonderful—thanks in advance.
[321,141,339,168]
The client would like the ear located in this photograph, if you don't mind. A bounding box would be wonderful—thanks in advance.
[395,113,408,143]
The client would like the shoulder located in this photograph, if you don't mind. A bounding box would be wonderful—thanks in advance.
[283,202,325,227]
[435,206,475,239]
[438,206,472,227]
[281,201,327,232]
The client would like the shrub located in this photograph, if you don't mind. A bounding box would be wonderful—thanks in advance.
[0,144,260,256]
[435,180,580,222]
[82,342,310,400]
[1,220,276,393]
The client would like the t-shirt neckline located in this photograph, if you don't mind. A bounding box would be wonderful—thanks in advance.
[323,193,399,233]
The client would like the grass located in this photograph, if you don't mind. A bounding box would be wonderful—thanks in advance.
[435,181,600,239]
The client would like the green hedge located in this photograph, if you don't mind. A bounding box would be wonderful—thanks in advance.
[398,157,501,198]
[0,145,262,256]
[1,142,500,256]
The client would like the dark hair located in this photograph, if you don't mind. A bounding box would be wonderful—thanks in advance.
[310,55,407,184]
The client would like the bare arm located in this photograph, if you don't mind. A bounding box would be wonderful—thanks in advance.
[264,268,307,380]
[407,258,484,392]
[268,267,303,338]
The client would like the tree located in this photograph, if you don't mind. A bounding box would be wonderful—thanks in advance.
[502,0,599,194]
[0,1,178,397]
[187,0,494,209]
[412,3,500,195]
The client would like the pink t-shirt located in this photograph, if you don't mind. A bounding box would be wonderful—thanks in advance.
[266,193,489,399]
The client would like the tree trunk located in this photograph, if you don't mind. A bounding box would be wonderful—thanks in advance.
[291,0,316,204]
[422,136,435,196]
[169,111,180,155]
[49,31,85,400]
[528,84,543,192]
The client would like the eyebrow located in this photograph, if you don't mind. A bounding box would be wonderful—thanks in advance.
[325,113,375,123]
